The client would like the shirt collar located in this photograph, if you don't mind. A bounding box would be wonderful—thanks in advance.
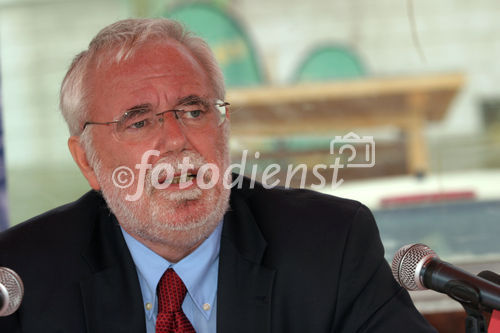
[121,221,223,320]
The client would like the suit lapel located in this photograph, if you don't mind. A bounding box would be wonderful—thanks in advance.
[217,187,276,333]
[80,207,146,333]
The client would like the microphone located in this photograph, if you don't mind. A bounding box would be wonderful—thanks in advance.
[0,267,24,317]
[391,244,500,311]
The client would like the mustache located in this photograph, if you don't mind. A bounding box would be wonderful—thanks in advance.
[152,153,206,172]
[144,152,207,190]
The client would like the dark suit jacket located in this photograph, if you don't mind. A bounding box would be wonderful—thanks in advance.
[0,177,436,332]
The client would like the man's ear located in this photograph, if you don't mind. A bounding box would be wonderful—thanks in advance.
[68,136,100,190]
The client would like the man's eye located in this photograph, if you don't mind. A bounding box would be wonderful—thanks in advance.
[123,117,152,130]
[130,120,146,129]
[184,110,202,119]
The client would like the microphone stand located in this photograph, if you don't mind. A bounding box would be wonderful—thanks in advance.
[463,304,487,333]
[443,279,487,333]
[459,270,500,333]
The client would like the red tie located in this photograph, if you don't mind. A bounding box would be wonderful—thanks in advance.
[156,268,196,333]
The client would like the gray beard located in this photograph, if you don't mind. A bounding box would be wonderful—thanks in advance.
[94,153,231,250]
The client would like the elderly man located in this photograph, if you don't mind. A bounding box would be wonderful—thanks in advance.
[0,18,435,332]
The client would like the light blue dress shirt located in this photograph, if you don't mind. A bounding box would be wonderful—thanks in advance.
[121,221,223,333]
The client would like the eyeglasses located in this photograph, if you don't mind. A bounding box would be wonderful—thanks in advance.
[83,99,229,143]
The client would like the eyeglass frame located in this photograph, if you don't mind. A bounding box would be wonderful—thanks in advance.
[81,100,230,139]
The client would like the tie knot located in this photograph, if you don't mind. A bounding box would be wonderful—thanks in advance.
[157,268,187,313]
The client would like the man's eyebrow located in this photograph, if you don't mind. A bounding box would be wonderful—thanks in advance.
[176,95,209,107]
[119,103,152,121]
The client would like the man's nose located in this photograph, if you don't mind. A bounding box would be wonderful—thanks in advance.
[155,112,188,153]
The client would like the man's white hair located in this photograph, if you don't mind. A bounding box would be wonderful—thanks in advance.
[59,18,225,137]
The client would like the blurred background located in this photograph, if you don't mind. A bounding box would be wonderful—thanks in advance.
[1,0,499,330]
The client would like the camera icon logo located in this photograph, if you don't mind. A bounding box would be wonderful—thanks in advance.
[330,132,376,168]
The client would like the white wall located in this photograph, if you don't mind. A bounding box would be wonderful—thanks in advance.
[231,0,500,136]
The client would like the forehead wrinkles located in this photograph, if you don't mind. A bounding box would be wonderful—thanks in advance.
[85,41,214,120]
[94,43,208,86]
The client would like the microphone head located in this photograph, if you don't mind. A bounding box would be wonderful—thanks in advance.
[0,267,24,316]
[391,243,438,291]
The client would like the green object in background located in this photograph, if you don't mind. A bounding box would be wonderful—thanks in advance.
[294,45,365,82]
[165,3,264,87]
